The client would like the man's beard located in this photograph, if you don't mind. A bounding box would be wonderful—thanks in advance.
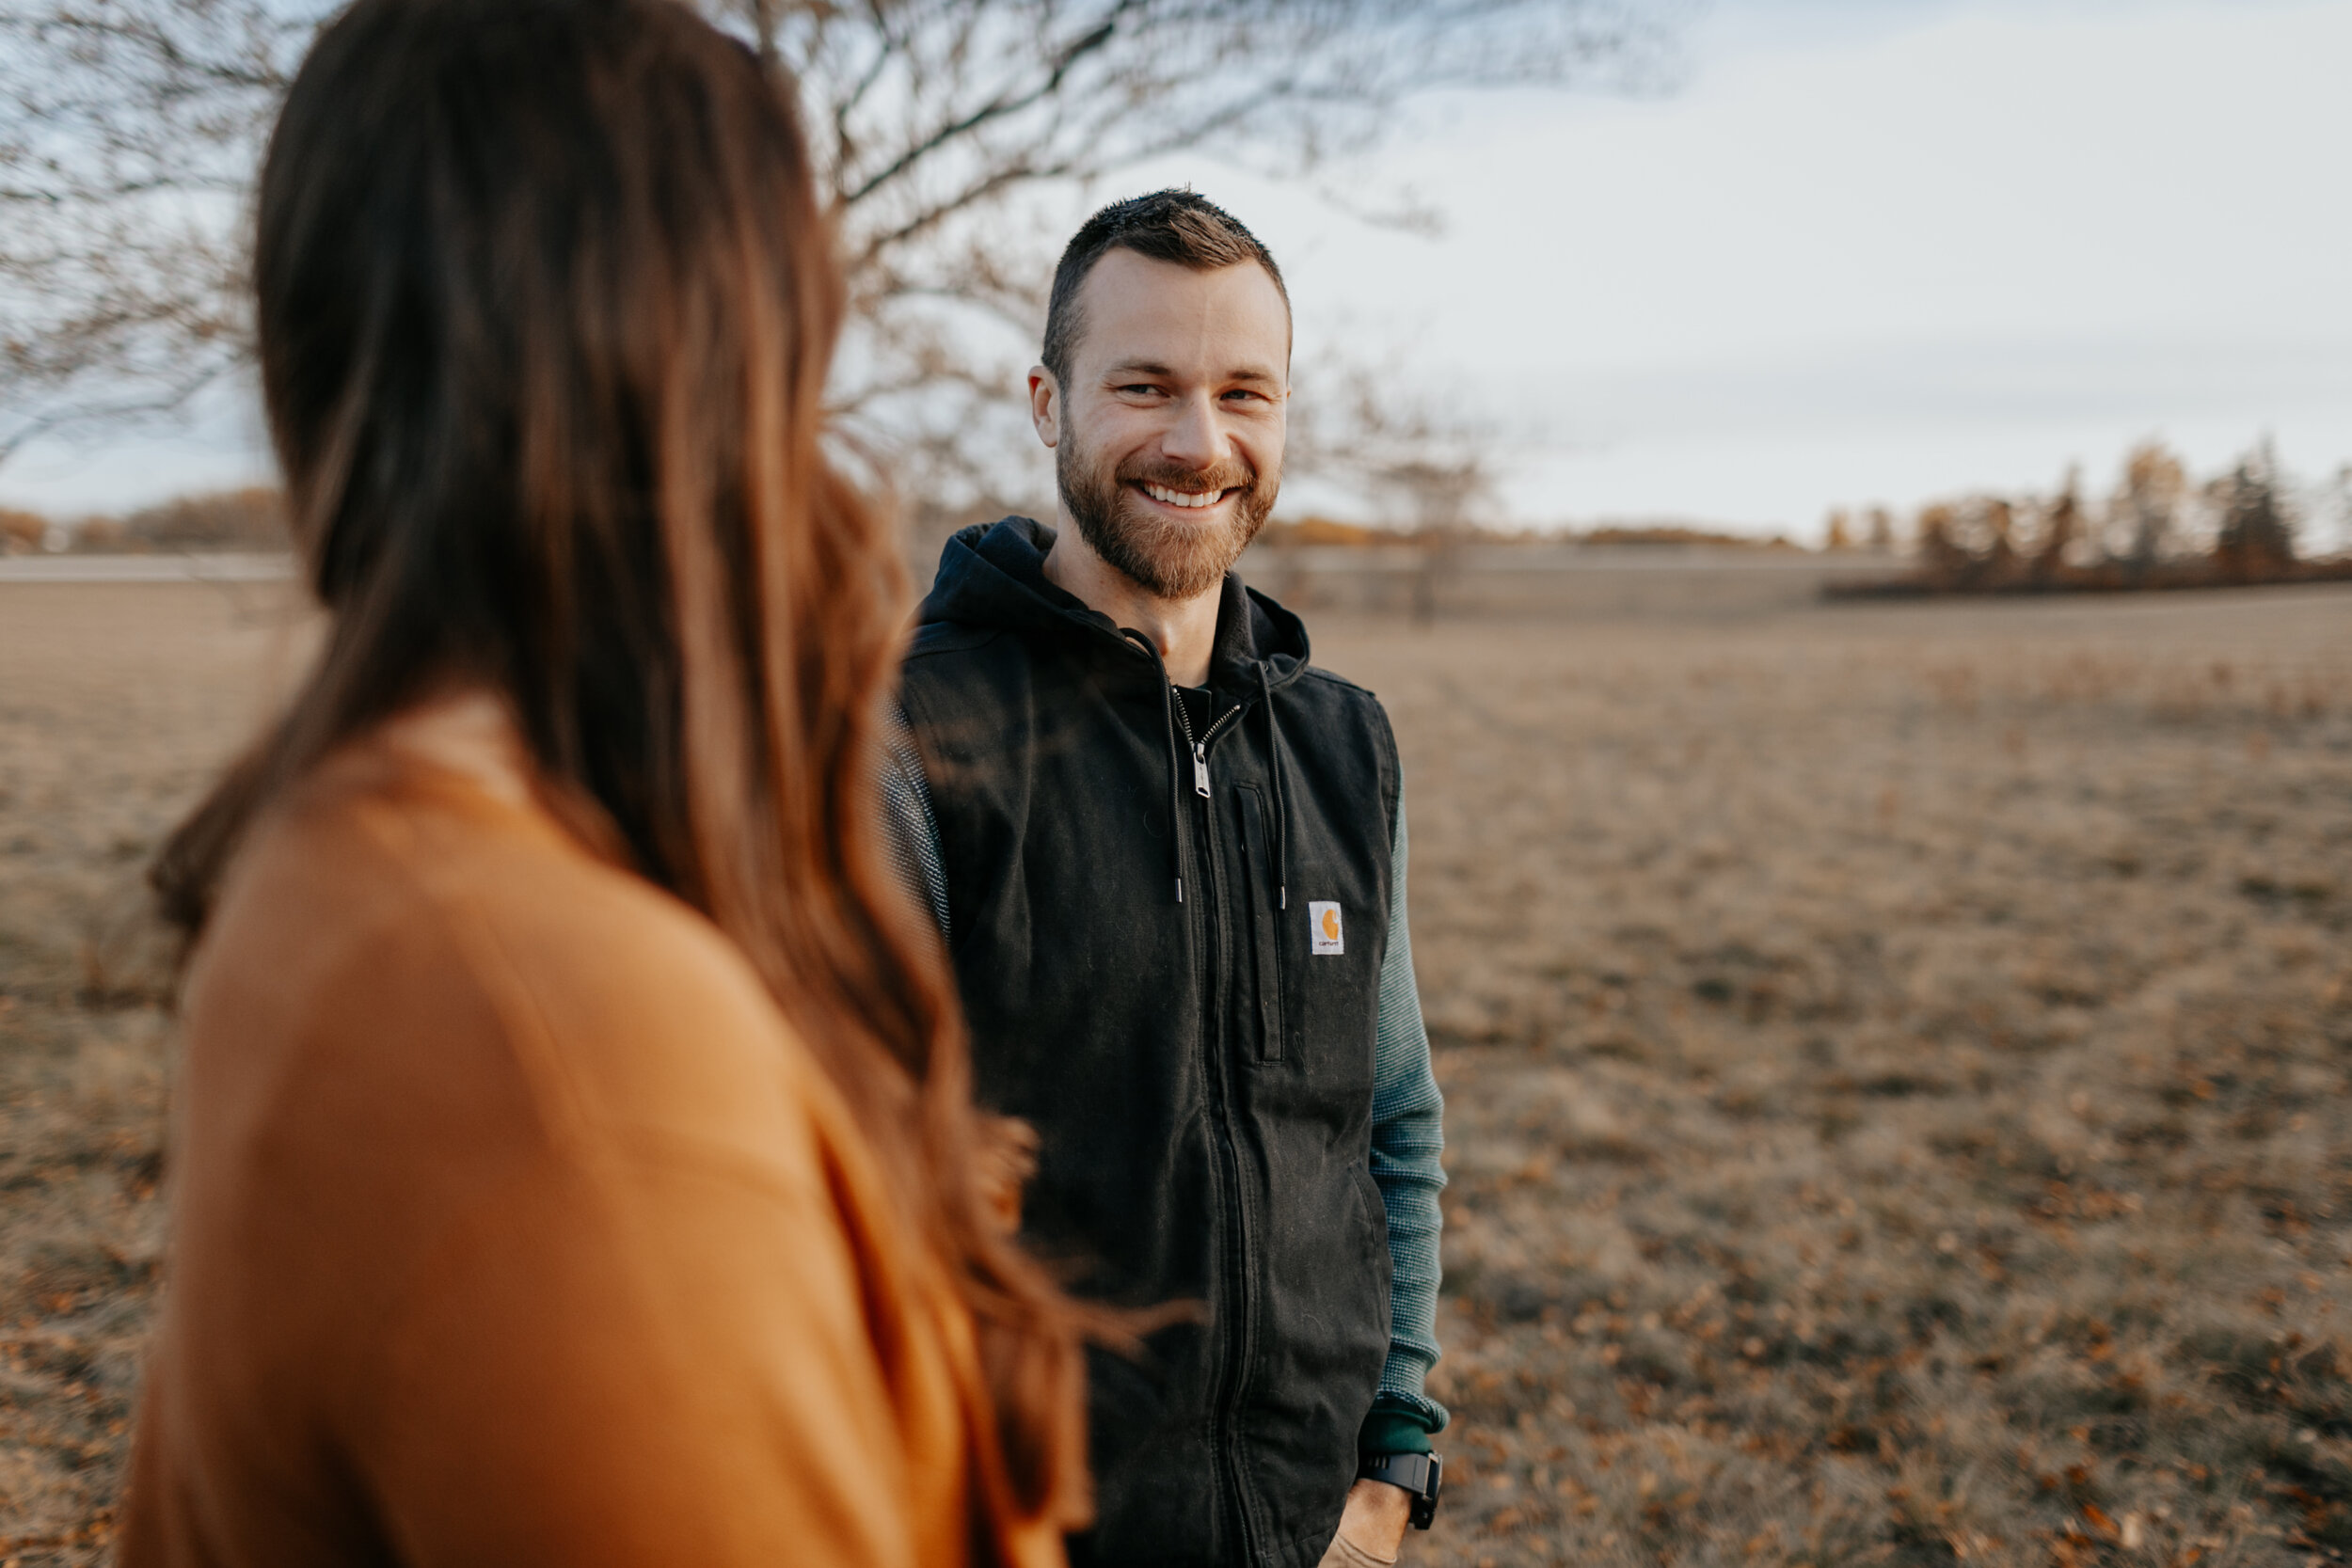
[1057,437,1277,601]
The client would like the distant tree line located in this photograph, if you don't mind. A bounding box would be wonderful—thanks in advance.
[1253,517,1796,550]
[0,486,283,555]
[1825,440,2352,598]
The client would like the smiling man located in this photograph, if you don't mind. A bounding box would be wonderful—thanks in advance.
[889,191,1446,1568]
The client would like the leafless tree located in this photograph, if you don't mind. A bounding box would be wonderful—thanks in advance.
[2,0,1677,496]
[2321,464,2352,560]
[2106,439,2189,569]
[0,502,43,550]
[1285,355,1498,620]
[0,0,296,462]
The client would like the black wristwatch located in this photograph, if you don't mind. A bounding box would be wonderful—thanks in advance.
[1358,1451,1443,1529]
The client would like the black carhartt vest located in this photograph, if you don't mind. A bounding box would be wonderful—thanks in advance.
[899,519,1398,1568]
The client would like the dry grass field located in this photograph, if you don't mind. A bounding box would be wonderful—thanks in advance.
[0,580,308,1564]
[2,575,2348,1566]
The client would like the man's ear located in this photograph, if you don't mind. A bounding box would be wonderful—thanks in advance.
[1026,366,1060,451]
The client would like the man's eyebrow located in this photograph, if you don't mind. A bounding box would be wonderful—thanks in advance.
[1102,359,1282,384]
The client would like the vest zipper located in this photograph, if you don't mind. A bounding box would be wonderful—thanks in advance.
[1170,686,1268,1561]
[1169,689,1246,800]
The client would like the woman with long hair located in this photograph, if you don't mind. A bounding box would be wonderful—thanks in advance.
[120,0,1092,1561]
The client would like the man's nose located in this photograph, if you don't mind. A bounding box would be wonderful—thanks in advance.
[1160,391,1227,471]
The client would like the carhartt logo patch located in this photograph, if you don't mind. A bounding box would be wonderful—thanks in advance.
[1308,901,1343,956]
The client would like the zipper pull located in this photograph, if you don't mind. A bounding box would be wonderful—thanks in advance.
[1191,743,1211,799]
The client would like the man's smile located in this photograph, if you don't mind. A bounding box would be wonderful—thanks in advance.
[1135,480,1237,512]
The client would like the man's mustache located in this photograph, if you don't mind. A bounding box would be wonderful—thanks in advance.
[1117,457,1259,496]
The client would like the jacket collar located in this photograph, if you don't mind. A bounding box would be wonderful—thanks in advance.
[919,515,1311,700]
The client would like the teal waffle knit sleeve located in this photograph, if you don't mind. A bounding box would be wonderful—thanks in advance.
[1361,786,1448,1454]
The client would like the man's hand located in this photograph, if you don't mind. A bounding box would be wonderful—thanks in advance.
[1315,1477,1414,1567]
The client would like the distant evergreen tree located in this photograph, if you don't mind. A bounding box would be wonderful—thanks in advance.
[1915,502,1968,582]
[2213,442,2296,578]
[2029,469,2081,580]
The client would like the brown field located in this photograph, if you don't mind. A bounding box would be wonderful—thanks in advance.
[3,577,2349,1566]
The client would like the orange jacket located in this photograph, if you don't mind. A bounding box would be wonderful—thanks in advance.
[122,696,1064,1568]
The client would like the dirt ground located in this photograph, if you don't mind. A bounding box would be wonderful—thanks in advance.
[2,577,2348,1566]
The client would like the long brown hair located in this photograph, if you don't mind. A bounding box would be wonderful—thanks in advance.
[152,0,1091,1532]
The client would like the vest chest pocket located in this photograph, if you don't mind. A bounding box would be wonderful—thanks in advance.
[1233,785,1287,1064]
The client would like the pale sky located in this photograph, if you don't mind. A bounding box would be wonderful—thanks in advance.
[1200,0,2352,537]
[6,0,2348,541]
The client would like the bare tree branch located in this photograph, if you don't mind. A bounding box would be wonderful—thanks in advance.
[836,8,1130,207]
[0,0,1680,499]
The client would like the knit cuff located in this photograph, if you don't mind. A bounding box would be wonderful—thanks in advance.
[1358,1392,1447,1457]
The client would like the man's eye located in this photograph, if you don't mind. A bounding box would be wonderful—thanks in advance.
[1119,384,1163,397]
[1223,388,1266,403]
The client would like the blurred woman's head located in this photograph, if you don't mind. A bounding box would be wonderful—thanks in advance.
[157,0,1088,1526]
[254,0,850,893]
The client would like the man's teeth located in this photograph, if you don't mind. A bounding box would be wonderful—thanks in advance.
[1145,483,1224,509]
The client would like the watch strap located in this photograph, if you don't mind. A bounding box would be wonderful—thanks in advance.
[1357,1450,1442,1529]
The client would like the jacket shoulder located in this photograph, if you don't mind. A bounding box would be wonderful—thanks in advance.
[1285,667,1402,827]
[1293,667,1398,748]
[902,623,1027,721]
[905,620,1006,661]
[1295,665,1382,705]
[898,624,1039,773]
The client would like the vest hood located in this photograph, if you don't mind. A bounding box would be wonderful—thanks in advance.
[918,515,1312,700]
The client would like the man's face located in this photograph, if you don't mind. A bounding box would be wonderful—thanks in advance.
[1034,249,1289,602]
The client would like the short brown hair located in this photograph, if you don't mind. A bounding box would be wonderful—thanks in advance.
[1040,189,1288,386]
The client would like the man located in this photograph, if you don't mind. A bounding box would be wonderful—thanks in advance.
[888,190,1445,1568]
